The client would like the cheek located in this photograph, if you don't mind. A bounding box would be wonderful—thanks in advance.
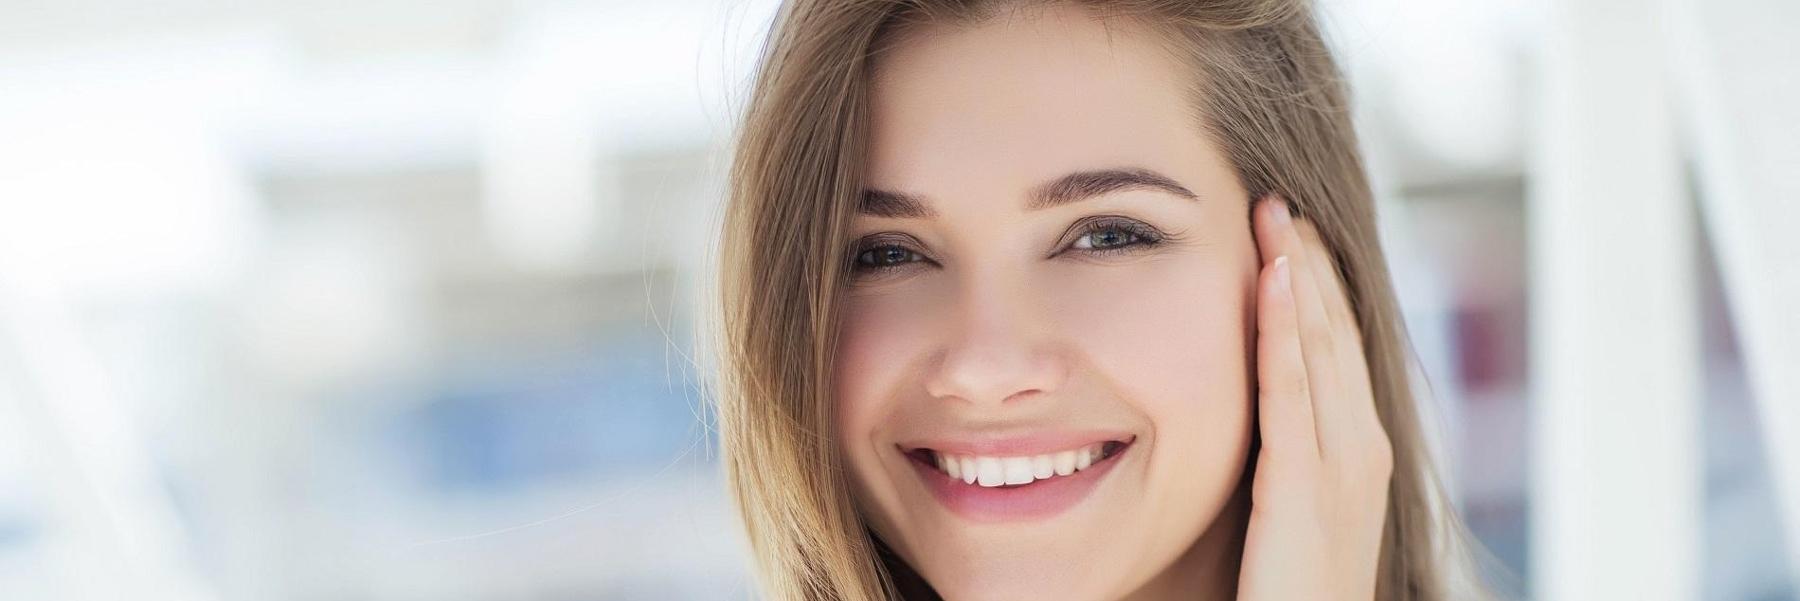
[1048,254,1257,491]
[834,292,926,432]
[1050,255,1253,411]
[831,292,930,506]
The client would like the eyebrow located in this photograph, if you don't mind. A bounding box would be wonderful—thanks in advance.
[858,167,1201,218]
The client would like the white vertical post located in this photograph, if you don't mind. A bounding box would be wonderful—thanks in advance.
[1665,0,1800,584]
[1527,0,1700,599]
[0,253,215,601]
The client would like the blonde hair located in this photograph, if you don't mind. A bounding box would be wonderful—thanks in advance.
[714,1,1488,598]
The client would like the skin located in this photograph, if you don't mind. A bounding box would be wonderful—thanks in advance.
[832,5,1392,600]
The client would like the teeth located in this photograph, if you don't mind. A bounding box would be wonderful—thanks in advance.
[929,442,1116,488]
[1002,457,1033,485]
[976,457,1005,487]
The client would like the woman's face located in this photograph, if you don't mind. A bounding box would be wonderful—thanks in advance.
[833,5,1260,600]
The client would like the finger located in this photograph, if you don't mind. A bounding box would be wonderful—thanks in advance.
[1292,218,1366,379]
[1288,218,1382,448]
[1292,219,1355,337]
[1294,220,1380,435]
[1253,197,1346,453]
[1255,254,1319,460]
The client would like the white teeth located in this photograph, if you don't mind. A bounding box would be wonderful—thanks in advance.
[976,457,1005,487]
[930,442,1117,487]
[1002,457,1034,485]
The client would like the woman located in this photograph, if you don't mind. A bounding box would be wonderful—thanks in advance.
[712,0,1489,599]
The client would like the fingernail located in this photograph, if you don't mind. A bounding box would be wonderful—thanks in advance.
[1268,198,1291,226]
[1273,255,1291,294]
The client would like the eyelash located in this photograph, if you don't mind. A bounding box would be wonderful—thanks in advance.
[848,216,1169,278]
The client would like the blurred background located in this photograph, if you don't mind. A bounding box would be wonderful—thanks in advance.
[0,0,1793,600]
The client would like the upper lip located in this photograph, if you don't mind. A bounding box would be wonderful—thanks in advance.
[898,430,1136,456]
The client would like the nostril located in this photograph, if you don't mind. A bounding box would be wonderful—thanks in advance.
[921,335,1068,406]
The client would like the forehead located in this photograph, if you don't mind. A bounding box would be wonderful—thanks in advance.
[865,7,1213,201]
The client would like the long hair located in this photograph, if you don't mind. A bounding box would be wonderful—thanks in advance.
[713,1,1486,598]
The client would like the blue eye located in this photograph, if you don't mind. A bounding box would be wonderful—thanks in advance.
[1066,218,1163,255]
[1073,227,1141,250]
[854,245,923,270]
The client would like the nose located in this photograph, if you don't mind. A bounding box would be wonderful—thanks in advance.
[921,274,1069,408]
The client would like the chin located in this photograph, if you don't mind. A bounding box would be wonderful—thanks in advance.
[911,546,1125,601]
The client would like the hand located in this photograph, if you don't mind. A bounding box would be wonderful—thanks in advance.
[1237,196,1393,600]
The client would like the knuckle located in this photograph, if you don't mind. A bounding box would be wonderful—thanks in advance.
[1302,321,1337,352]
[1365,433,1396,479]
[1278,372,1311,400]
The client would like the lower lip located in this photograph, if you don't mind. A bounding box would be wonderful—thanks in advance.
[907,443,1131,523]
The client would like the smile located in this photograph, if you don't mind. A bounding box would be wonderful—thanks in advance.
[911,441,1127,487]
[900,435,1135,522]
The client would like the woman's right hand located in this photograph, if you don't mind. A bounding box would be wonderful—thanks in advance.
[1236,196,1393,601]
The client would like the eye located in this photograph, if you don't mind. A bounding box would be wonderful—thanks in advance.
[848,233,935,280]
[1073,227,1142,250]
[855,245,924,270]
[1063,217,1165,256]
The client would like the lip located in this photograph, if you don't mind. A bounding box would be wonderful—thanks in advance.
[899,430,1135,456]
[903,436,1135,523]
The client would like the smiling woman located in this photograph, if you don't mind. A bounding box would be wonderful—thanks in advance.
[713,1,1490,600]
